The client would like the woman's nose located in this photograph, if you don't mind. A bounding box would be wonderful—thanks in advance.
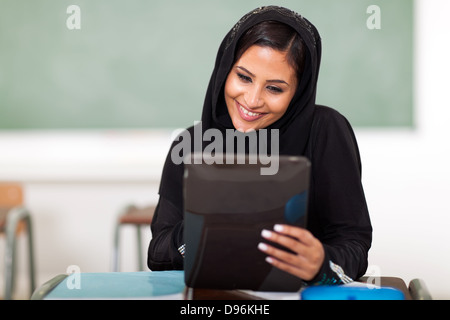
[244,86,263,108]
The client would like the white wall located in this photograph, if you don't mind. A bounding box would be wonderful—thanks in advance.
[357,0,450,299]
[1,0,449,300]
[0,130,172,299]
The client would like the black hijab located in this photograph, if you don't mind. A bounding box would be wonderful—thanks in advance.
[160,6,322,206]
[203,6,321,151]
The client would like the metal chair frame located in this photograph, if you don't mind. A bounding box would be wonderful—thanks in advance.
[112,205,154,272]
[1,206,36,299]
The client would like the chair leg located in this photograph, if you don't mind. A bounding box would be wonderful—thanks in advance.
[136,226,144,271]
[111,205,136,272]
[4,215,17,300]
[24,214,36,296]
[112,221,121,272]
[4,207,35,300]
[112,223,145,272]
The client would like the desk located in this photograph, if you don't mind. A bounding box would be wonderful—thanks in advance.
[31,271,415,300]
[32,271,185,300]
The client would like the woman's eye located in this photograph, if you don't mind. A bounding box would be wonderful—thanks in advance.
[267,86,283,93]
[237,73,252,83]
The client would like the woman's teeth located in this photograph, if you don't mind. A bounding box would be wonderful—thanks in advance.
[240,104,261,117]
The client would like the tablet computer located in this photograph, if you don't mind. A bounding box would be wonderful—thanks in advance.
[183,154,311,292]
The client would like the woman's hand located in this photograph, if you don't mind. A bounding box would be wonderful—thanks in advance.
[257,224,325,281]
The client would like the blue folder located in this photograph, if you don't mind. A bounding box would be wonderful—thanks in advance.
[301,285,405,300]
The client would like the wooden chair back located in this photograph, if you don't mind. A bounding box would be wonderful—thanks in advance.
[0,183,24,208]
[0,183,25,232]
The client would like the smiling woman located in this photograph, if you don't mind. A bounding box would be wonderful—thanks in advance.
[148,6,372,287]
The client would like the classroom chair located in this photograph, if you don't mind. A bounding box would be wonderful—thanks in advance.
[0,183,36,300]
[112,204,155,272]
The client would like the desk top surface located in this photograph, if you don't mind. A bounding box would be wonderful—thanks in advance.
[45,271,186,300]
[37,271,411,300]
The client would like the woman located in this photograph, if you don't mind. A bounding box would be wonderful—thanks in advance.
[147,6,372,285]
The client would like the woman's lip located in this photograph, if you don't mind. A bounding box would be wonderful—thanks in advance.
[235,100,266,122]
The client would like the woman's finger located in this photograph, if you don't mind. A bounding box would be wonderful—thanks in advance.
[273,224,315,246]
[261,229,308,256]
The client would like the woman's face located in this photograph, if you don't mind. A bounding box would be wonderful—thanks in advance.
[224,45,298,132]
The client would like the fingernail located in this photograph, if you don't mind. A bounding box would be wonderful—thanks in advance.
[261,229,272,239]
[274,224,284,232]
[265,256,274,264]
[258,242,268,251]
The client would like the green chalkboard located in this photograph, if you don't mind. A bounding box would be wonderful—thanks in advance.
[0,0,413,129]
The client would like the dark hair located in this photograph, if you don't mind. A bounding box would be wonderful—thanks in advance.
[234,20,306,82]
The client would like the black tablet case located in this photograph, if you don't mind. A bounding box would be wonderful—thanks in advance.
[183,155,310,291]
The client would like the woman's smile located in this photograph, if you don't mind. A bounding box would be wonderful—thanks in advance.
[235,100,267,121]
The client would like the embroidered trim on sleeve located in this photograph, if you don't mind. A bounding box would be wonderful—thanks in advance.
[178,244,186,258]
[329,260,353,284]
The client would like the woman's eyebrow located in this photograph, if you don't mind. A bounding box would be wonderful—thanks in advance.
[236,66,290,86]
[237,66,256,77]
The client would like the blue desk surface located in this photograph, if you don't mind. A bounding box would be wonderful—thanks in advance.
[45,271,185,299]
[35,271,412,300]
